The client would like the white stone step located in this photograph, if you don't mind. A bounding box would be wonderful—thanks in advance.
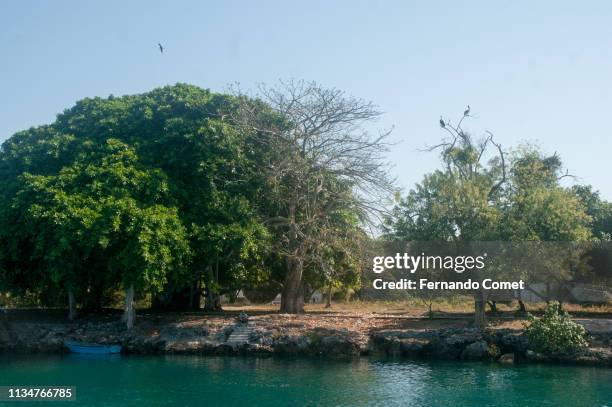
[226,325,251,345]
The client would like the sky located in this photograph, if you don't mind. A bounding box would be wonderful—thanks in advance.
[1,0,611,199]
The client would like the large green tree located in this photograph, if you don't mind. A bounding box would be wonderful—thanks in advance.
[0,84,269,324]
[2,139,191,327]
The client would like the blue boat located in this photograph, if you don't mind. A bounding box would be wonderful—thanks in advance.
[64,340,122,354]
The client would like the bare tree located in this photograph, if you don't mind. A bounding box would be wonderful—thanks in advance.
[230,80,395,313]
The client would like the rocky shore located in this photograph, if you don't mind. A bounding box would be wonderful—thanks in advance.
[1,311,610,367]
[370,327,612,366]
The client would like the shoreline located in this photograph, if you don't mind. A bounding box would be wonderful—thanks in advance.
[1,311,610,367]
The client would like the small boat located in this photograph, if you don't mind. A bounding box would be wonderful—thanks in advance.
[64,340,121,354]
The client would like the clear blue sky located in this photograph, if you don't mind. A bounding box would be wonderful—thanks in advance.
[2,0,611,199]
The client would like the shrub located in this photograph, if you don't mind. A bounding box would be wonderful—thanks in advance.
[524,302,589,355]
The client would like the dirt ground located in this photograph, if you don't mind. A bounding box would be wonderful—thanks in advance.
[4,297,611,334]
[6,300,611,337]
[223,299,612,318]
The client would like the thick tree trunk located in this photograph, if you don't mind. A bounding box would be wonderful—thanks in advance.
[204,289,221,311]
[516,289,527,313]
[123,284,135,330]
[427,301,434,318]
[203,266,222,312]
[325,285,332,308]
[280,256,304,313]
[67,289,77,321]
[188,280,202,310]
[473,290,486,329]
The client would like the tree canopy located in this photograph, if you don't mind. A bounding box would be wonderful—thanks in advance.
[384,113,595,326]
[0,83,380,325]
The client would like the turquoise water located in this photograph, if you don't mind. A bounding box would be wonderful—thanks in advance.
[0,354,610,406]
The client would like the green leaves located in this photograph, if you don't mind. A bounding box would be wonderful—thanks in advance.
[0,84,268,309]
[2,138,190,299]
[525,302,589,355]
[388,140,593,244]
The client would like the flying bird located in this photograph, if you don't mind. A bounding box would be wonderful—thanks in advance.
[463,105,470,116]
[439,116,445,128]
[158,43,164,53]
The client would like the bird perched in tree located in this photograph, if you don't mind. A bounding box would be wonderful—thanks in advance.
[158,43,164,53]
[439,116,445,128]
[464,105,470,116]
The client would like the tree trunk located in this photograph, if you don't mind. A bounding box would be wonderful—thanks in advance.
[325,285,332,308]
[473,290,486,329]
[516,288,527,313]
[188,271,202,310]
[203,265,222,312]
[229,290,239,304]
[280,256,304,313]
[204,289,221,311]
[67,289,77,321]
[123,284,135,330]
[194,279,203,309]
[487,300,497,313]
[188,280,202,310]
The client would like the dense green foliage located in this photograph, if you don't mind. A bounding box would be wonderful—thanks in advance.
[1,86,609,327]
[0,84,373,321]
[386,144,591,244]
[1,139,190,305]
[572,185,612,240]
[525,302,589,355]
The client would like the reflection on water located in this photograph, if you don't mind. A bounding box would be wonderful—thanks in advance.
[0,354,610,406]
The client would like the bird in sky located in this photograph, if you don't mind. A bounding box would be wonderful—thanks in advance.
[464,105,470,116]
[439,116,445,128]
[158,43,164,53]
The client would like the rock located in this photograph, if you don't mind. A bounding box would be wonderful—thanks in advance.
[249,329,264,342]
[318,335,360,358]
[399,338,425,357]
[212,326,234,341]
[368,332,396,356]
[272,335,301,355]
[297,336,310,349]
[488,343,501,359]
[386,337,402,356]
[461,340,489,361]
[498,331,528,353]
[444,331,481,347]
[525,349,549,362]
[498,353,515,364]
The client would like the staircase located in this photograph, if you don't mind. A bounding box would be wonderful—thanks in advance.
[225,324,251,346]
